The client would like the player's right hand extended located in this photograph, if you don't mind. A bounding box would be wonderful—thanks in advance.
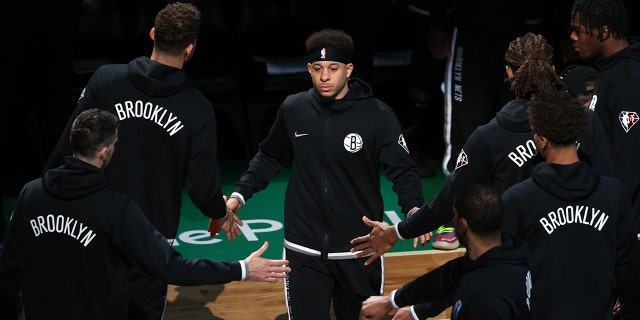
[350,216,398,266]
[245,242,291,282]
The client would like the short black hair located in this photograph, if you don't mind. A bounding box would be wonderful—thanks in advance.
[70,109,119,158]
[153,2,201,55]
[527,89,589,145]
[571,0,629,40]
[453,184,503,235]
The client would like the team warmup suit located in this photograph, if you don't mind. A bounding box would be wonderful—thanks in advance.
[44,56,228,319]
[502,161,639,319]
[432,0,547,175]
[0,157,247,320]
[394,98,613,240]
[588,41,640,226]
[388,235,531,320]
[232,78,423,319]
[587,39,640,319]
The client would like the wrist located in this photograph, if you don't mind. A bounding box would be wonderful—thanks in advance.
[393,223,405,241]
[230,192,245,206]
[240,259,249,280]
[389,289,400,310]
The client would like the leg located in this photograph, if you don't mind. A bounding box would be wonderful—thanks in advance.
[331,256,384,320]
[284,249,333,320]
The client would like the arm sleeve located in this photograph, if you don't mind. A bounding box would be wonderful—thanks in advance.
[397,130,495,238]
[44,73,100,172]
[185,107,227,220]
[118,200,242,285]
[393,257,462,307]
[611,180,640,317]
[377,108,424,214]
[234,105,290,201]
[576,109,615,176]
[464,292,521,320]
[411,297,454,319]
[0,189,27,291]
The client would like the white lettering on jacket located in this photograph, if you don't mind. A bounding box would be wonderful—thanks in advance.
[508,139,537,167]
[114,101,184,136]
[539,205,609,235]
[30,214,96,247]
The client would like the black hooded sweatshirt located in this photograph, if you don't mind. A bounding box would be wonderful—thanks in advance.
[0,157,243,320]
[45,56,227,239]
[233,78,423,257]
[397,99,613,239]
[502,161,638,319]
[590,41,640,227]
[391,235,532,320]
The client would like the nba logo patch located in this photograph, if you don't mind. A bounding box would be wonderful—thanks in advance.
[455,150,468,170]
[321,48,326,60]
[619,111,639,133]
[398,134,409,154]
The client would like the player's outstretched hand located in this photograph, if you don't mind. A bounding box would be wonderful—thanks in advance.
[407,208,431,248]
[245,242,290,282]
[350,216,399,266]
[220,209,243,242]
[208,208,243,241]
[209,196,244,241]
[360,295,393,320]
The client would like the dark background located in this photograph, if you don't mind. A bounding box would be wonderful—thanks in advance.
[3,0,640,201]
[2,0,445,198]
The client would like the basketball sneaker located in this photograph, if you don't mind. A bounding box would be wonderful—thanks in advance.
[431,226,460,250]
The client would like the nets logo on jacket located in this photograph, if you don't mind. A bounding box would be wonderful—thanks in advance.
[455,150,468,170]
[343,133,363,153]
[619,111,639,133]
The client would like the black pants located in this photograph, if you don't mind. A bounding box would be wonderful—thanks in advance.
[283,248,383,320]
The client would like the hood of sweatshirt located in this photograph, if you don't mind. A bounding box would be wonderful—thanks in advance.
[530,161,599,203]
[494,99,531,133]
[128,56,191,97]
[42,157,109,200]
[594,40,640,72]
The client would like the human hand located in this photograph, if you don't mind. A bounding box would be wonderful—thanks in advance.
[406,208,430,248]
[245,241,290,282]
[219,210,243,242]
[360,295,393,320]
[208,196,244,241]
[390,307,412,320]
[350,216,398,266]
[413,231,433,248]
[226,196,242,213]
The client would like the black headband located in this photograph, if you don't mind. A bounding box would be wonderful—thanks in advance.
[307,47,352,64]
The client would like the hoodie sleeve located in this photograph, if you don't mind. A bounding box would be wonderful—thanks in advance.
[393,256,461,307]
[576,109,615,176]
[118,199,242,285]
[43,72,101,172]
[185,107,227,220]
[234,105,289,201]
[609,177,640,318]
[397,128,495,238]
[0,189,27,291]
[411,298,453,320]
[376,108,423,214]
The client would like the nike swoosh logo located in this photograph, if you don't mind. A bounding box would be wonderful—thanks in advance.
[294,132,308,137]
